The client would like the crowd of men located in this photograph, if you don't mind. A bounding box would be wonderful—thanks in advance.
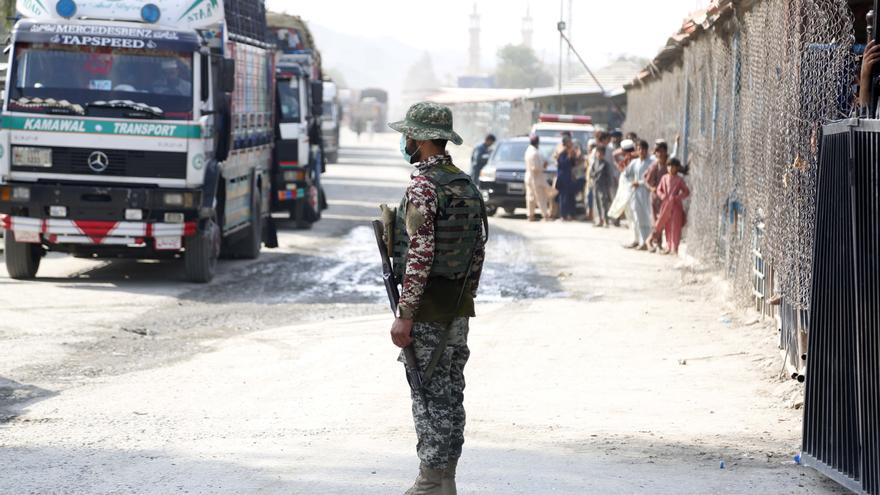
[522,130,690,255]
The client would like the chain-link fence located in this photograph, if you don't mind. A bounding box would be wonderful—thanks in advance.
[625,0,855,315]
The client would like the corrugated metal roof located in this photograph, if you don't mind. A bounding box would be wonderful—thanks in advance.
[624,0,740,89]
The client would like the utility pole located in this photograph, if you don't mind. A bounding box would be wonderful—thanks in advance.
[567,0,573,81]
[558,28,626,119]
[557,0,564,112]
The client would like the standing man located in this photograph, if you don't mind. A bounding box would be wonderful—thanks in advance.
[525,134,552,221]
[589,144,614,227]
[624,140,656,250]
[610,129,623,149]
[470,133,496,181]
[388,102,488,495]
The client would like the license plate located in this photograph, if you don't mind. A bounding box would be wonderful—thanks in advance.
[507,182,525,194]
[13,231,40,243]
[155,236,182,251]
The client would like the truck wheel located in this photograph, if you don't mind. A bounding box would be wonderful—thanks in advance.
[326,152,338,164]
[485,205,498,217]
[226,191,263,259]
[4,232,41,279]
[185,216,220,283]
[503,207,517,215]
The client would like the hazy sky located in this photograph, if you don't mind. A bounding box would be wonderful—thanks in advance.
[267,0,709,70]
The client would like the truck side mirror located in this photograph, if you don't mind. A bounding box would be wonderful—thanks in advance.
[311,81,323,117]
[220,58,236,93]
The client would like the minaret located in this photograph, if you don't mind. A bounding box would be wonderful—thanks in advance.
[522,5,533,48]
[468,3,481,75]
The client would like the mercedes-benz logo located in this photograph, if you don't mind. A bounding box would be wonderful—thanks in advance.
[87,151,109,173]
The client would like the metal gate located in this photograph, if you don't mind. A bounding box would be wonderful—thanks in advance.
[802,119,880,494]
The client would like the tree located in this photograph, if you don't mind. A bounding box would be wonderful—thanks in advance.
[494,44,554,89]
[403,52,441,91]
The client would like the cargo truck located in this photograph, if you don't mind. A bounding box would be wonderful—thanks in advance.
[267,12,326,229]
[0,0,277,282]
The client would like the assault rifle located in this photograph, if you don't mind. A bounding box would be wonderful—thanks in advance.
[371,219,423,393]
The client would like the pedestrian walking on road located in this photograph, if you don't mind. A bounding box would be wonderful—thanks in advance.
[555,135,580,221]
[525,134,553,221]
[650,157,690,255]
[623,140,656,250]
[388,102,488,495]
[470,133,496,181]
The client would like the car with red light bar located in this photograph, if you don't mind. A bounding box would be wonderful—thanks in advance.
[531,113,595,152]
[478,136,560,216]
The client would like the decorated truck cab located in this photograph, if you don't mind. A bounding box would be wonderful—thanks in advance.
[267,13,326,229]
[0,0,276,282]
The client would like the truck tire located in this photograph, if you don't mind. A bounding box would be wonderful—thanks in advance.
[185,216,220,283]
[226,190,262,259]
[503,207,517,215]
[4,232,41,279]
[485,205,498,217]
[326,151,338,164]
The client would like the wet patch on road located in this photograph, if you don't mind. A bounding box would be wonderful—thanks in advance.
[184,225,564,307]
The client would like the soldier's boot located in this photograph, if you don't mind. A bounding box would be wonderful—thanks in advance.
[404,463,444,495]
[440,458,458,495]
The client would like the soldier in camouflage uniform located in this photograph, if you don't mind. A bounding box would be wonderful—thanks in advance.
[387,102,487,495]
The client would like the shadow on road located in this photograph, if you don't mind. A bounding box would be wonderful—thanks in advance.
[0,377,57,423]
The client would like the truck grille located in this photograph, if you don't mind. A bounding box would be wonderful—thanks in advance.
[12,146,187,179]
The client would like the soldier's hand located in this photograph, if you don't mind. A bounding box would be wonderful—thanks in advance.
[391,318,414,348]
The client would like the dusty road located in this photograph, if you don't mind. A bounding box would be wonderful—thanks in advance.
[0,133,843,494]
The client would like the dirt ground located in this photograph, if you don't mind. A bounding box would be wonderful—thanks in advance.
[0,132,845,494]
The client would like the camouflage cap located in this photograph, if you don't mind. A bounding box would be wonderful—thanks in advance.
[388,102,464,146]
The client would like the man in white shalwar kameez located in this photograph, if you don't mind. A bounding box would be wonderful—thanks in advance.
[624,140,657,249]
[524,134,552,221]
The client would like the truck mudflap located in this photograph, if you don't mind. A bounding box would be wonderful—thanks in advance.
[1,215,196,249]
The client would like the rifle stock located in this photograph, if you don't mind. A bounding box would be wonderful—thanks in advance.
[371,220,423,392]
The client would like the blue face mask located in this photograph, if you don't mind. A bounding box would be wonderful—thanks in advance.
[400,135,421,164]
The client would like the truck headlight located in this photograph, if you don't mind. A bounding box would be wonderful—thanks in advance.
[163,193,183,206]
[13,187,30,201]
[479,166,496,182]
[12,147,52,168]
[163,192,194,207]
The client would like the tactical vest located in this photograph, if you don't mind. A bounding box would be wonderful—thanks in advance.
[392,164,486,285]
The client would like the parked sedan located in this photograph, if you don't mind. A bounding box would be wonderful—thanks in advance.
[478,137,560,216]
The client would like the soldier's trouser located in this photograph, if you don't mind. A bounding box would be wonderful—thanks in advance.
[400,317,470,470]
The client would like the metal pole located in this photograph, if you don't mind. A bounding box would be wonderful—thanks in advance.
[567,0,572,81]
[558,0,563,112]
[558,30,625,118]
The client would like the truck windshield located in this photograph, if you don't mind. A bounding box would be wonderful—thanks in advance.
[277,80,301,123]
[9,43,194,118]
